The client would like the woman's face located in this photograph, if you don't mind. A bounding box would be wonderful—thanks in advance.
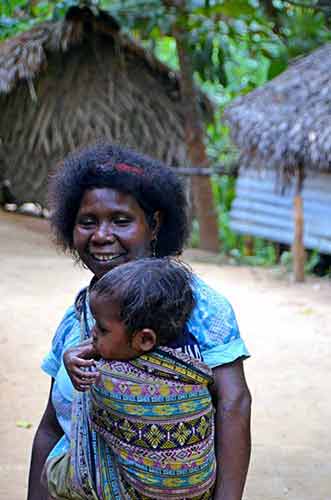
[73,188,155,278]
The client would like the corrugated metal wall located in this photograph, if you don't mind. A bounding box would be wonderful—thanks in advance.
[230,170,331,254]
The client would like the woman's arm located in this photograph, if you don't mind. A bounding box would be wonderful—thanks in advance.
[27,380,64,500]
[212,359,252,500]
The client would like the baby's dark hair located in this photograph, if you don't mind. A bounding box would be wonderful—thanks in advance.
[91,257,195,345]
[48,143,189,258]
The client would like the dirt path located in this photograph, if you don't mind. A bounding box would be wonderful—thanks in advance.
[0,209,330,500]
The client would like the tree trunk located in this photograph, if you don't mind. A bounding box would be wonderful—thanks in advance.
[173,26,219,253]
[292,166,305,282]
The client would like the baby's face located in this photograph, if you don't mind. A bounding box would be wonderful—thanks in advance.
[90,292,137,360]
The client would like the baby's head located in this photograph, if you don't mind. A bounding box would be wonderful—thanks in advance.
[90,257,195,360]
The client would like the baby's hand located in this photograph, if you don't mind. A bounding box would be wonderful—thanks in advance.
[63,339,99,391]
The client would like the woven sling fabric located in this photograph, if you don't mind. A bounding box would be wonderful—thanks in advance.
[90,347,216,498]
[46,292,216,499]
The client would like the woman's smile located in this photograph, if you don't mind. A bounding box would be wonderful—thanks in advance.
[73,188,155,278]
[89,252,127,262]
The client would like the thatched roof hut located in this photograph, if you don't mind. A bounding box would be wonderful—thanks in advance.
[224,43,331,177]
[0,7,211,204]
[224,43,331,281]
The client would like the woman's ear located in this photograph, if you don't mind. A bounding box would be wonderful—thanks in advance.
[131,329,157,353]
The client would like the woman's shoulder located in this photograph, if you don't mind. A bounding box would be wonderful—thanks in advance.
[191,274,235,317]
[189,274,240,344]
[188,274,250,368]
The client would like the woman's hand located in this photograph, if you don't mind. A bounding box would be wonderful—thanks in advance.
[63,339,99,391]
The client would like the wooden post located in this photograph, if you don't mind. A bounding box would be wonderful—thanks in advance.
[243,236,254,256]
[292,166,305,282]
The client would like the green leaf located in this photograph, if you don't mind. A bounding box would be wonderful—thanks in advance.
[16,420,32,429]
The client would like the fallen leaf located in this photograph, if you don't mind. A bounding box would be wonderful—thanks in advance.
[301,308,314,315]
[16,420,32,429]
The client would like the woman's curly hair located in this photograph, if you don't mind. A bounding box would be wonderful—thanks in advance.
[48,143,189,257]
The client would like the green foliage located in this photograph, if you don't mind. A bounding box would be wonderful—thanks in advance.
[304,250,320,274]
[212,175,239,253]
[0,0,59,39]
[149,36,179,69]
[279,7,331,57]
[280,250,293,271]
[190,218,201,248]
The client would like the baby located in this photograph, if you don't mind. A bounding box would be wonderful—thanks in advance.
[46,258,216,499]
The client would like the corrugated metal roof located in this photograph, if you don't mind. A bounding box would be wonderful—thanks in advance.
[230,170,331,254]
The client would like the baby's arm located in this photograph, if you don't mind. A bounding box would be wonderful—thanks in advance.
[63,339,99,391]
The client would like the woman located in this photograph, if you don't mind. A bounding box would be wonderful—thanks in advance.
[27,143,251,500]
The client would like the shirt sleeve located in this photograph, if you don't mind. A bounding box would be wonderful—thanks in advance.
[187,276,250,369]
[41,305,78,378]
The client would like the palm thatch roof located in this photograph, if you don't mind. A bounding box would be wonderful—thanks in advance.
[0,7,212,204]
[224,43,331,177]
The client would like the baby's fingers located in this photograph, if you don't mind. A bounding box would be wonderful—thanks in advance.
[73,366,98,381]
[72,373,97,392]
[72,356,95,369]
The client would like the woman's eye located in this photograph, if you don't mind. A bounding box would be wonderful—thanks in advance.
[114,217,131,225]
[78,217,95,227]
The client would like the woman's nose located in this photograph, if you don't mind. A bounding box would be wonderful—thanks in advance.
[91,222,115,243]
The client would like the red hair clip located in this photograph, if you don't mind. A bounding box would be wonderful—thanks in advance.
[115,163,143,175]
[100,161,143,176]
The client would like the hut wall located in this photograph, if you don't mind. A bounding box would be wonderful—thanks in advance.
[0,33,187,205]
[230,170,331,254]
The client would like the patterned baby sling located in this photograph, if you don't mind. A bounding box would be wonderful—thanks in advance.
[46,292,216,499]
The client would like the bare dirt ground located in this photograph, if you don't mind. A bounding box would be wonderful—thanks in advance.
[0,209,330,500]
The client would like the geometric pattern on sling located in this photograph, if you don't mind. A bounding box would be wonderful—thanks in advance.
[92,409,214,450]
